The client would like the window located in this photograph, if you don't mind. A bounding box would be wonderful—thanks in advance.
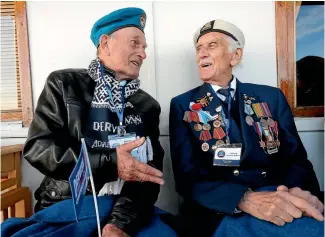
[0,1,33,126]
[275,1,324,117]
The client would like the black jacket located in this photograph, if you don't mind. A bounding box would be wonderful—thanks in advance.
[23,69,164,236]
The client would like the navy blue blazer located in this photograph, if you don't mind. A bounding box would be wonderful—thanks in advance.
[169,79,320,216]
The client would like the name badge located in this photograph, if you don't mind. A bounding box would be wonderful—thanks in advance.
[213,143,242,166]
[108,133,138,156]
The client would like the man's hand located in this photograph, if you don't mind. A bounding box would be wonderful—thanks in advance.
[238,190,303,226]
[102,224,129,237]
[277,185,324,217]
[116,137,164,185]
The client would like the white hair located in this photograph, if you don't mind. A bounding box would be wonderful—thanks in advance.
[226,35,241,53]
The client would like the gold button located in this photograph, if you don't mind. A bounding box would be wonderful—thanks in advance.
[233,169,239,176]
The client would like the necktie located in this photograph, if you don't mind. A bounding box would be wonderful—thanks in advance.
[217,88,234,103]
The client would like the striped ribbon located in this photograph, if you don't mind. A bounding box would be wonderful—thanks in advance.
[253,122,263,137]
[190,112,200,123]
[273,121,279,136]
[213,127,226,139]
[200,130,212,141]
[183,111,191,122]
[252,104,264,117]
[261,102,272,117]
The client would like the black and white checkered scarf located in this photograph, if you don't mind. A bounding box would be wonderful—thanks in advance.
[87,58,140,111]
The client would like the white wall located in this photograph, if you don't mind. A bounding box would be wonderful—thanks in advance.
[27,1,157,104]
[20,1,324,214]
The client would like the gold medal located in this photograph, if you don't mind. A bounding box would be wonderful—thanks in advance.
[201,142,209,152]
[213,120,221,128]
[194,123,203,131]
[203,123,211,131]
[215,140,225,146]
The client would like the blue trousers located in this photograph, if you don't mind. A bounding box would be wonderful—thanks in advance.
[213,186,324,237]
[213,214,324,237]
[1,195,178,237]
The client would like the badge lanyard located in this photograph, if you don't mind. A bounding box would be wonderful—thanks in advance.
[210,85,232,144]
[100,64,126,136]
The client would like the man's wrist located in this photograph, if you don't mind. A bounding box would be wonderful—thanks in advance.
[237,188,253,212]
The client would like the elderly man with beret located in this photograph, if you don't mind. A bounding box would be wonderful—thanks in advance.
[169,19,324,237]
[2,7,178,237]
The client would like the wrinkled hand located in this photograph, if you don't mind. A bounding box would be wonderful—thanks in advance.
[102,224,129,237]
[277,185,324,218]
[116,137,164,185]
[237,188,325,226]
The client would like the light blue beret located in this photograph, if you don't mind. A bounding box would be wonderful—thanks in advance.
[90,7,146,47]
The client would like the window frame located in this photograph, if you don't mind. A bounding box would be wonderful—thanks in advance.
[1,1,33,127]
[275,1,324,117]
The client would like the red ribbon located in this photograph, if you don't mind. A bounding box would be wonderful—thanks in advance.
[213,127,226,139]
[200,130,212,141]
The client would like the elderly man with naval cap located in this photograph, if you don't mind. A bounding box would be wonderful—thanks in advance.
[1,7,178,237]
[169,19,324,237]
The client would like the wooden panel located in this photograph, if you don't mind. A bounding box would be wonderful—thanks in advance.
[1,153,15,172]
[275,1,295,111]
[14,151,21,188]
[15,1,34,127]
[9,205,15,218]
[1,1,34,124]
[1,187,32,218]
[275,1,324,117]
[1,178,16,191]
[2,209,8,221]
[1,144,23,155]
[1,110,23,121]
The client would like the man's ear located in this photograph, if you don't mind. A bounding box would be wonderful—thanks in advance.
[99,34,111,56]
[230,48,243,67]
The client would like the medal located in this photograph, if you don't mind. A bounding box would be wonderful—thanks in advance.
[245,116,254,126]
[244,104,254,115]
[194,123,203,131]
[266,141,278,154]
[216,140,225,146]
[259,140,266,149]
[260,118,268,129]
[213,120,221,128]
[203,123,211,131]
[196,96,210,107]
[267,118,275,127]
[201,142,209,152]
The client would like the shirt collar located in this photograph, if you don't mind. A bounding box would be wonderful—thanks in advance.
[210,76,237,97]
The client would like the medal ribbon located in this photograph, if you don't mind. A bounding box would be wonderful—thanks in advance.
[200,130,212,141]
[253,122,263,138]
[213,127,226,139]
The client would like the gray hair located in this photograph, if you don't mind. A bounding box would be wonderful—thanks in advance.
[226,35,241,53]
[97,33,116,56]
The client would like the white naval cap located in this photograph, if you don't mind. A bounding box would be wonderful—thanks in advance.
[193,19,245,48]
